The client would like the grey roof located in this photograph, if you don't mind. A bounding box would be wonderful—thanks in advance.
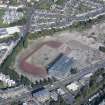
[48,54,74,79]
[62,93,75,105]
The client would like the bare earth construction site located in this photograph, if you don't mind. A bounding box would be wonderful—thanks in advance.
[2,0,105,104]
[17,25,105,81]
[20,40,72,79]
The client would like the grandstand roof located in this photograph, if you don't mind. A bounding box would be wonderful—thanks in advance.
[48,54,74,79]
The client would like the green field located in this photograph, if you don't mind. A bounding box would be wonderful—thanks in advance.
[55,0,65,5]
[0,9,4,16]
[0,81,7,89]
[0,9,9,27]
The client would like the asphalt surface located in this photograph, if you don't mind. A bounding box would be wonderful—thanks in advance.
[45,60,105,91]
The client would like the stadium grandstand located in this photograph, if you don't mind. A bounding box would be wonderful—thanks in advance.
[48,53,74,79]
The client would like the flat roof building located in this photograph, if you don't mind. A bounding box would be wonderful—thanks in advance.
[31,87,50,103]
[66,82,80,92]
[48,54,74,79]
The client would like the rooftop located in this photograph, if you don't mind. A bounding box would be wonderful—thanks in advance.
[48,54,74,79]
[66,82,79,92]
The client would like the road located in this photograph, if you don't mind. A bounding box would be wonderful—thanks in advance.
[29,6,105,33]
[45,60,105,91]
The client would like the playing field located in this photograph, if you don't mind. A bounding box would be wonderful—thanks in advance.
[20,40,66,77]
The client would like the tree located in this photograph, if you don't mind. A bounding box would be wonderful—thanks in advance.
[39,79,43,85]
[49,95,69,105]
[89,74,95,87]
[51,77,57,82]
[17,8,24,12]
[99,46,105,52]
[43,78,48,84]
[35,80,39,85]
[20,75,31,86]
[11,100,22,105]
[23,38,28,48]
[70,68,77,74]
[48,77,52,83]
[8,68,20,82]
[11,101,18,105]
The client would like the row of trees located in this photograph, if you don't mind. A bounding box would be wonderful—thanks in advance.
[10,17,27,26]
[70,68,77,74]
[0,67,31,86]
[70,14,105,32]
[49,95,70,105]
[28,28,62,40]
[0,32,30,86]
[31,77,57,88]
[0,32,19,43]
[11,100,22,105]
[75,68,105,105]
[89,68,105,87]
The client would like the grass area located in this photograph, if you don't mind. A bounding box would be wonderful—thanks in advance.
[39,2,51,10]
[0,32,19,43]
[0,9,9,28]
[76,3,93,14]
[76,83,103,105]
[9,17,27,26]
[0,20,8,28]
[0,9,4,16]
[9,0,19,6]
[33,0,55,10]
[0,81,7,89]
[55,0,65,5]
[0,35,31,85]
[28,20,90,40]
[0,8,26,27]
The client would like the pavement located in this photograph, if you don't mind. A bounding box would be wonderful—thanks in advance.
[45,59,105,92]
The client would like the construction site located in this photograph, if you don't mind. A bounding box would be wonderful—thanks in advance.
[19,40,72,79]
[13,20,105,81]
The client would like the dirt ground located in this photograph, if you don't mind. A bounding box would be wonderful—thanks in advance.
[14,21,105,82]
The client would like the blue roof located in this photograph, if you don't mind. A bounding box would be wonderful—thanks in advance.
[31,87,49,98]
[31,87,45,94]
[48,54,74,78]
[0,28,8,35]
